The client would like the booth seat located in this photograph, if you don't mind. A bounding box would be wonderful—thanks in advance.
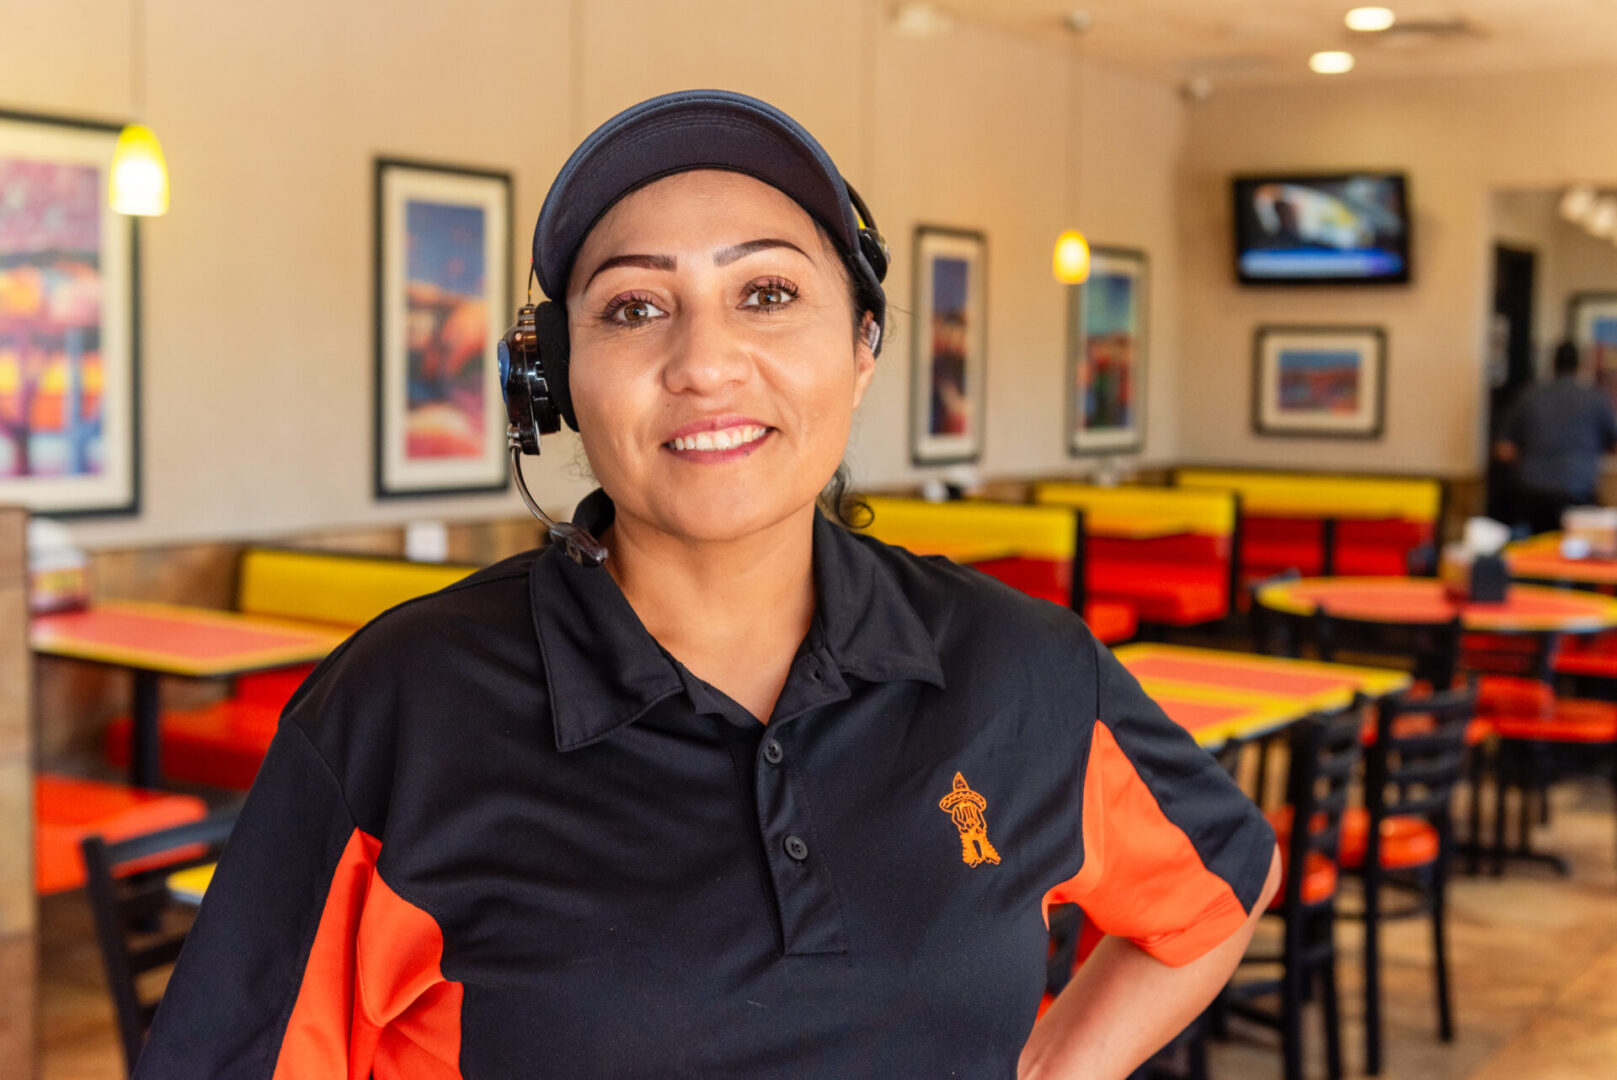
[35,774,208,894]
[858,496,1136,644]
[1033,483,1238,626]
[106,548,477,788]
[1176,469,1440,584]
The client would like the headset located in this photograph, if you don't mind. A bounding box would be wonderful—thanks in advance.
[498,180,889,566]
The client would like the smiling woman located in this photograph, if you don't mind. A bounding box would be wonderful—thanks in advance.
[134,90,1277,1080]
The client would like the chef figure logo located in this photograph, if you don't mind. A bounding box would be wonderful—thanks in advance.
[939,772,1000,868]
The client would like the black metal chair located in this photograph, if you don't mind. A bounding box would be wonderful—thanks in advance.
[80,809,237,1076]
[1226,709,1364,1080]
[1345,683,1477,1075]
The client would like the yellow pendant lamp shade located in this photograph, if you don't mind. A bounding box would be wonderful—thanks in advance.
[109,123,169,216]
[1052,229,1091,284]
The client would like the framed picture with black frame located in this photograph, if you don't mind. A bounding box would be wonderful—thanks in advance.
[1567,291,1617,412]
[0,109,140,517]
[910,225,987,466]
[374,157,512,499]
[1067,246,1147,456]
[1252,324,1387,439]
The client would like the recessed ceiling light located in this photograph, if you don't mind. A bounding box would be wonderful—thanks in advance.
[1309,50,1356,75]
[891,1,953,39]
[1345,7,1396,33]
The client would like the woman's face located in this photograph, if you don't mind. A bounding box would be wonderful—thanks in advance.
[566,169,876,546]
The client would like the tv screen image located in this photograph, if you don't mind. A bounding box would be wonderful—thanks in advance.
[1233,173,1410,284]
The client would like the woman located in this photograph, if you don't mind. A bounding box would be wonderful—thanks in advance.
[138,90,1278,1079]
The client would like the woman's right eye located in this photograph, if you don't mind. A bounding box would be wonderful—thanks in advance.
[602,295,667,325]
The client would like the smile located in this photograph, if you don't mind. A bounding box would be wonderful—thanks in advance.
[666,425,770,452]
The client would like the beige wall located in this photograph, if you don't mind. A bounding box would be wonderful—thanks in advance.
[0,0,1188,550]
[1177,65,1617,479]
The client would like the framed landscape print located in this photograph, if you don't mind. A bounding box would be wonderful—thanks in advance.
[1252,325,1387,439]
[374,158,511,498]
[911,226,987,465]
[1067,246,1147,456]
[0,110,139,516]
[1568,292,1617,413]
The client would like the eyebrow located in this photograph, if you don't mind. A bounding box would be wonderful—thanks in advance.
[582,238,812,290]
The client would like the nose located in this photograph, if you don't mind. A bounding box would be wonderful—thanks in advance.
[661,299,751,397]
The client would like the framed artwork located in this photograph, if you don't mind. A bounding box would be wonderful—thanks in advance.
[1067,246,1147,456]
[911,226,987,465]
[1252,325,1387,439]
[1567,292,1617,412]
[0,110,139,517]
[374,157,512,498]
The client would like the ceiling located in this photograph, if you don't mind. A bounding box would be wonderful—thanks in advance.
[939,1,1617,87]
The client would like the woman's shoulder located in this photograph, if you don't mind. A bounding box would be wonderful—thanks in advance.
[838,528,1096,653]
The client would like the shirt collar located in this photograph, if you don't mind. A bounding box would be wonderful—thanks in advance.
[530,489,945,752]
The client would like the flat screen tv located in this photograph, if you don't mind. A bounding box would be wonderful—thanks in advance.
[1233,172,1411,285]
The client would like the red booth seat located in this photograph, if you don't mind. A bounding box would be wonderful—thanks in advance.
[35,774,208,894]
[1555,633,1617,680]
[1085,558,1227,625]
[107,698,285,791]
[971,555,1137,643]
[1335,519,1434,576]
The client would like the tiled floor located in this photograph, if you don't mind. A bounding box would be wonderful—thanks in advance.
[37,779,1617,1079]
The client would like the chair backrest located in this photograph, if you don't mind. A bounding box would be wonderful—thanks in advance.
[1366,684,1479,854]
[80,810,238,1077]
[1282,709,1366,911]
[235,547,478,627]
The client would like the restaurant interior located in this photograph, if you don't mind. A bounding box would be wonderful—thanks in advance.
[5,0,1617,1077]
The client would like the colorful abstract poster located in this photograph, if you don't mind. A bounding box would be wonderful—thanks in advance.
[0,113,136,515]
[375,160,510,497]
[1069,248,1147,455]
[911,228,986,465]
[1253,326,1386,438]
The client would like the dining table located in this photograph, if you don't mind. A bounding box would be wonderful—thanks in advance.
[31,601,348,788]
[1115,642,1412,749]
[1504,533,1617,588]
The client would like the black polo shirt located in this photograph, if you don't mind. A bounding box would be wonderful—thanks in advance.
[138,491,1275,1080]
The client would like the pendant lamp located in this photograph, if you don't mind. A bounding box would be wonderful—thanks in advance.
[110,0,168,216]
[1052,12,1090,284]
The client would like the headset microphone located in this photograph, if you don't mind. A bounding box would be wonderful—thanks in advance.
[497,267,608,567]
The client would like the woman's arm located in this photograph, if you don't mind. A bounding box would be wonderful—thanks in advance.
[1019,846,1281,1080]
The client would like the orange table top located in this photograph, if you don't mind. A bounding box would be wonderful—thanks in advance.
[31,601,349,677]
[1137,686,1309,748]
[1505,534,1617,587]
[1254,577,1617,634]
[1118,643,1411,707]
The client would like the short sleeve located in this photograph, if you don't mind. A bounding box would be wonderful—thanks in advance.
[1046,640,1276,968]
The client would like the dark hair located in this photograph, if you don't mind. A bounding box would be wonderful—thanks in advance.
[1554,341,1580,376]
[818,462,872,529]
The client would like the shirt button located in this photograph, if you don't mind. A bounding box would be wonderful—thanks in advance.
[783,835,809,862]
[763,739,784,765]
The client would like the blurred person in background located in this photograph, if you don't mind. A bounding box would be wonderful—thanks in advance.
[1496,340,1617,534]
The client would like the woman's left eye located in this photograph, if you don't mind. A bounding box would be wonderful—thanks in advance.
[740,279,799,311]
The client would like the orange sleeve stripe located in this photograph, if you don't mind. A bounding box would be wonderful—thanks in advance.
[272,828,463,1079]
[1042,720,1251,968]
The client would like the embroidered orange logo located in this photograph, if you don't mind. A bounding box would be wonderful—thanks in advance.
[939,772,1000,867]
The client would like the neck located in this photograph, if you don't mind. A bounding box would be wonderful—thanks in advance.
[604,504,819,718]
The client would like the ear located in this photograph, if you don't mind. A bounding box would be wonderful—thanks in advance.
[851,312,878,408]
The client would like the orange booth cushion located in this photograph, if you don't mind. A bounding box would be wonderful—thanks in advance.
[35,774,208,894]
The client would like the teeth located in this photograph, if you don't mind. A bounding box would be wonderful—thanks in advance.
[670,425,767,452]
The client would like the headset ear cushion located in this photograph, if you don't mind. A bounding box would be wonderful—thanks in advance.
[535,301,577,432]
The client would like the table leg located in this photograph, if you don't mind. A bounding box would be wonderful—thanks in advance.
[130,669,161,789]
